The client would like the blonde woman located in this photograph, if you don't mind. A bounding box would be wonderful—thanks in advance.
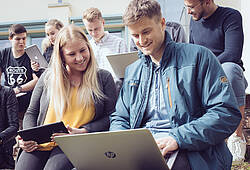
[16,24,117,170]
[31,19,64,77]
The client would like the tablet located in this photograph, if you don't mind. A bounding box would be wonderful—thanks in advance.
[106,52,138,79]
[25,44,48,68]
[18,121,68,144]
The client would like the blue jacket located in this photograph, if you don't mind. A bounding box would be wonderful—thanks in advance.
[110,33,241,169]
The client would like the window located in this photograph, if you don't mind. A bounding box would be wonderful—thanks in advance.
[31,37,44,52]
[0,39,11,50]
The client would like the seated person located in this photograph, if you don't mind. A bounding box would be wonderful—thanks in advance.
[186,0,248,162]
[15,24,117,170]
[110,0,242,169]
[0,24,38,129]
[31,19,64,77]
[0,85,19,169]
[82,7,128,80]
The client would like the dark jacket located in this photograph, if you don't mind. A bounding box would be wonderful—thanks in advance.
[0,85,19,149]
[23,69,117,132]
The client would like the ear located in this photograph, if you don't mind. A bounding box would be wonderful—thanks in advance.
[204,0,212,5]
[160,17,166,31]
[102,18,105,25]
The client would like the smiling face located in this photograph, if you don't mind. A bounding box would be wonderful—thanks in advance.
[45,25,60,45]
[62,39,90,74]
[184,0,205,21]
[129,16,166,61]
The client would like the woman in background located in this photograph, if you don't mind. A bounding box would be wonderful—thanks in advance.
[16,24,117,170]
[31,19,64,77]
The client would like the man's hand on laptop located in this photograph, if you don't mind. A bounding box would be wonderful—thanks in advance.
[156,136,179,156]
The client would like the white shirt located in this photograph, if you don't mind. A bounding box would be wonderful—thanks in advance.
[90,31,127,80]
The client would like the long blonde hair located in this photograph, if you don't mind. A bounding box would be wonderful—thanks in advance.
[44,24,104,119]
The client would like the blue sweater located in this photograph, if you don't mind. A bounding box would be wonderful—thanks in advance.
[189,6,244,70]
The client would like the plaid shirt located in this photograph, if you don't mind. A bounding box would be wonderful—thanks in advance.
[90,31,127,80]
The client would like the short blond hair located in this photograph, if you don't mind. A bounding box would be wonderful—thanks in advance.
[82,7,103,22]
[123,0,162,26]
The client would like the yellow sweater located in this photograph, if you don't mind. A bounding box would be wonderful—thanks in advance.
[38,87,95,151]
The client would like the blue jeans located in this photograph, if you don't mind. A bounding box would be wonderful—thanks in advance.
[222,62,248,106]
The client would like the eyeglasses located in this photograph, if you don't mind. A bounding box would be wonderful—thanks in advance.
[184,2,202,12]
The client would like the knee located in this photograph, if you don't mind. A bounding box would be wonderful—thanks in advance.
[221,62,243,82]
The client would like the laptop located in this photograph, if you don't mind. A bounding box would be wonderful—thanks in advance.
[25,44,48,68]
[54,129,178,170]
[106,52,138,79]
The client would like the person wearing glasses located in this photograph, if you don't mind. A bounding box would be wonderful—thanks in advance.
[185,0,248,164]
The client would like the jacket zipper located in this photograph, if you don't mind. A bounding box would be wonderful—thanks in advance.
[167,77,172,108]
[132,64,151,128]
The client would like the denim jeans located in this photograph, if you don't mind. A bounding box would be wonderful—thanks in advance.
[222,62,248,106]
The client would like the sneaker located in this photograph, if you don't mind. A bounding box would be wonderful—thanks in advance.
[227,133,246,164]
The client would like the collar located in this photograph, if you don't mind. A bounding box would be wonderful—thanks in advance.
[93,31,109,44]
[138,31,174,66]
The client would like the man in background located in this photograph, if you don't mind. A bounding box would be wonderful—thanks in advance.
[0,24,38,129]
[82,8,128,80]
[185,0,248,163]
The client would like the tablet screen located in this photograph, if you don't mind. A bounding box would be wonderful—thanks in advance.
[18,121,68,144]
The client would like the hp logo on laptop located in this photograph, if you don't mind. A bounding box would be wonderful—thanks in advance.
[104,151,116,158]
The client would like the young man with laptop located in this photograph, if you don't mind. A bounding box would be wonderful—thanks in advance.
[82,7,128,80]
[109,0,241,169]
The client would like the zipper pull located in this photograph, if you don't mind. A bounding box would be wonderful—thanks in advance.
[167,77,172,108]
